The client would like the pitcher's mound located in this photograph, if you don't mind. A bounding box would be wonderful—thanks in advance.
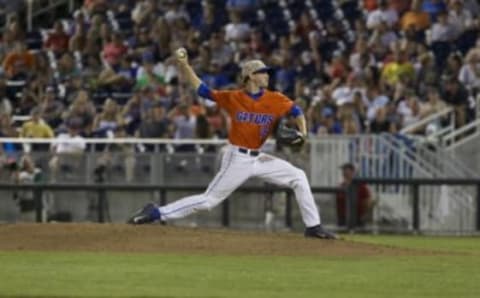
[0,223,421,256]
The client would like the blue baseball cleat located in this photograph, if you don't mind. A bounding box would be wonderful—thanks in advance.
[127,203,161,224]
[304,225,337,239]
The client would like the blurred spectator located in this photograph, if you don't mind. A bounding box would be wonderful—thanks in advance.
[2,42,35,79]
[420,87,448,118]
[336,163,372,227]
[463,0,480,17]
[349,37,376,73]
[95,125,135,182]
[225,11,251,43]
[205,104,228,138]
[397,94,421,128]
[150,17,172,59]
[168,101,196,152]
[381,47,415,88]
[366,0,399,30]
[20,108,54,139]
[164,0,190,25]
[458,49,480,91]
[69,19,88,54]
[44,21,70,56]
[64,90,96,135]
[332,73,368,107]
[441,74,469,127]
[135,51,165,90]
[102,31,128,69]
[368,20,398,48]
[2,15,25,51]
[0,88,13,115]
[12,154,43,222]
[0,113,19,157]
[226,0,258,14]
[92,98,124,137]
[84,0,108,16]
[48,121,86,181]
[57,53,81,82]
[137,101,171,140]
[401,0,431,31]
[128,26,152,57]
[209,32,234,68]
[40,86,64,129]
[422,0,447,22]
[430,11,456,42]
[370,107,391,133]
[132,0,163,26]
[448,0,475,38]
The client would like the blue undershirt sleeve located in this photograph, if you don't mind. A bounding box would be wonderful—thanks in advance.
[197,83,214,101]
[289,104,303,117]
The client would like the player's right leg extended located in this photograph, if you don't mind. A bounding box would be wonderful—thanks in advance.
[128,146,253,224]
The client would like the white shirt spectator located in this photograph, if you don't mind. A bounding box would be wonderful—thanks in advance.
[53,133,86,154]
[367,95,390,121]
[397,99,420,128]
[136,62,178,84]
[448,8,474,38]
[225,22,251,42]
[458,63,480,90]
[173,115,196,139]
[349,52,376,72]
[430,18,457,42]
[0,97,12,115]
[379,30,398,48]
[367,8,398,29]
[332,86,368,106]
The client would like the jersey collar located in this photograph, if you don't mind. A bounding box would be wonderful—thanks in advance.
[245,88,264,101]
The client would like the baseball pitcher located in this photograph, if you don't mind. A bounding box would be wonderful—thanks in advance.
[128,48,336,239]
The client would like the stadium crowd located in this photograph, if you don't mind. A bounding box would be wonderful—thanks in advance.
[1,0,480,149]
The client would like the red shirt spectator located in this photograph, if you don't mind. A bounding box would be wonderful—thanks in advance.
[336,163,372,227]
[44,21,70,55]
[102,33,127,67]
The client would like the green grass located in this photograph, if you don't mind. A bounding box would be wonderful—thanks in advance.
[347,234,480,254]
[1,236,480,298]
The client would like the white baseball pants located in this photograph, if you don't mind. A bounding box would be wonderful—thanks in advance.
[158,145,321,227]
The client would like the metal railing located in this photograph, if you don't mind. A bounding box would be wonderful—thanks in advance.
[441,118,480,149]
[400,107,454,135]
[349,178,480,234]
[0,183,341,228]
[1,135,477,232]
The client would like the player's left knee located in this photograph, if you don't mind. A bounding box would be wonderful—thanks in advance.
[290,168,308,188]
[295,168,308,181]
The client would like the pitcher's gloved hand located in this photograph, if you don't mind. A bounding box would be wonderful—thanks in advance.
[275,118,306,146]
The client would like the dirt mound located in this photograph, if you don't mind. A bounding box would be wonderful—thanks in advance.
[0,223,427,256]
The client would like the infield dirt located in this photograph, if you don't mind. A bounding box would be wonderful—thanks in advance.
[0,223,444,256]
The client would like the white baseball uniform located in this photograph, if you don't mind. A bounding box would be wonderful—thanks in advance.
[158,144,321,227]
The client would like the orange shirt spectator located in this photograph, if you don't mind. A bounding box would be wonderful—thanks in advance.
[364,0,378,11]
[401,10,431,31]
[84,0,107,13]
[2,43,35,78]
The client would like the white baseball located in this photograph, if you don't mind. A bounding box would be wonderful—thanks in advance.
[176,48,187,59]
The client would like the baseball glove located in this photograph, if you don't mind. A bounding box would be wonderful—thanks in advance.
[275,118,305,146]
